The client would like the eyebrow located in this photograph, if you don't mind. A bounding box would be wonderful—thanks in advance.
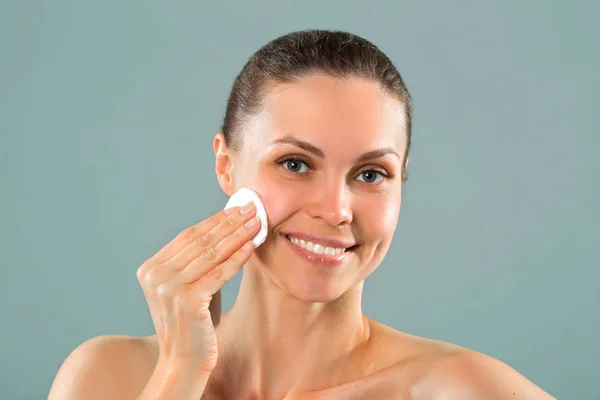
[271,135,401,163]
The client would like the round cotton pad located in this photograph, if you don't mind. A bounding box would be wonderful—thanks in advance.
[223,188,268,248]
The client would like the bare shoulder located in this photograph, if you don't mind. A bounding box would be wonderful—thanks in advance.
[411,349,557,399]
[365,319,556,399]
[366,318,464,363]
[48,334,157,400]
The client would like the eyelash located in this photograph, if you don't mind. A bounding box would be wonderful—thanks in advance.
[277,156,393,184]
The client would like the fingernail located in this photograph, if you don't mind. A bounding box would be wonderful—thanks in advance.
[240,202,255,215]
[245,217,258,228]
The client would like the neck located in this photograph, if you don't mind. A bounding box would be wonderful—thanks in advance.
[212,264,372,399]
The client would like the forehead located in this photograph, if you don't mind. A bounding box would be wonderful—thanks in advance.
[248,74,407,155]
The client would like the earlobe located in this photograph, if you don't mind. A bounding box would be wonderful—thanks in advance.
[213,132,234,196]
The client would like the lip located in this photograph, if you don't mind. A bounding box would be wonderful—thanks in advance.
[282,233,356,267]
[282,232,355,249]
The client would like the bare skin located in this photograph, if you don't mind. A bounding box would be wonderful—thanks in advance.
[48,74,555,399]
[48,322,554,399]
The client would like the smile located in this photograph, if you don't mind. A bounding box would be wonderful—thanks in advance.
[286,235,346,255]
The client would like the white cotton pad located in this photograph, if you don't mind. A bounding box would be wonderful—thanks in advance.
[223,188,268,248]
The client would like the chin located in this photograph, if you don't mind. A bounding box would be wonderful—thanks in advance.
[269,266,360,304]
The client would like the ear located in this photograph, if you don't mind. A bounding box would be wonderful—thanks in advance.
[213,132,235,196]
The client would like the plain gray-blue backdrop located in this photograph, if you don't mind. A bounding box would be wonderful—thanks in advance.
[1,1,598,399]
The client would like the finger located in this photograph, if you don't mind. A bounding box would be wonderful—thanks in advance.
[190,240,254,296]
[149,207,241,264]
[179,216,259,283]
[166,203,256,270]
[137,261,176,293]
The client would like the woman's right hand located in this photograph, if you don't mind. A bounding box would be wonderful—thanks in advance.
[136,201,259,375]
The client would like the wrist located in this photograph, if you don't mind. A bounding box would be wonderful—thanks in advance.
[136,358,212,400]
[159,356,215,381]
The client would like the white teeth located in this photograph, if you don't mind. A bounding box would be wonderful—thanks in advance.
[313,244,324,254]
[288,236,346,256]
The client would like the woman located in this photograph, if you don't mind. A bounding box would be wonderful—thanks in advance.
[49,30,554,399]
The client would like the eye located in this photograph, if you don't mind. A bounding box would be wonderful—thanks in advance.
[281,157,310,174]
[356,170,386,184]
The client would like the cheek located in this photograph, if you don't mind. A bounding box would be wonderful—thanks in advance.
[254,178,305,234]
[356,193,401,240]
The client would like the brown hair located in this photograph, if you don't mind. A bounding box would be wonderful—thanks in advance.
[221,29,413,182]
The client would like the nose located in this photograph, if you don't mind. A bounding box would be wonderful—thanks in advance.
[305,178,353,226]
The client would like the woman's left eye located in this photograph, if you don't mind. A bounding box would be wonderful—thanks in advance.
[356,170,385,184]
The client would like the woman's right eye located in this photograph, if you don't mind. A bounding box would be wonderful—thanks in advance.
[281,158,310,174]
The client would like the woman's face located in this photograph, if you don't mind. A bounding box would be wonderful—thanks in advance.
[229,74,408,302]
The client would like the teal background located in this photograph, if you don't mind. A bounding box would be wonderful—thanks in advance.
[1,1,598,398]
